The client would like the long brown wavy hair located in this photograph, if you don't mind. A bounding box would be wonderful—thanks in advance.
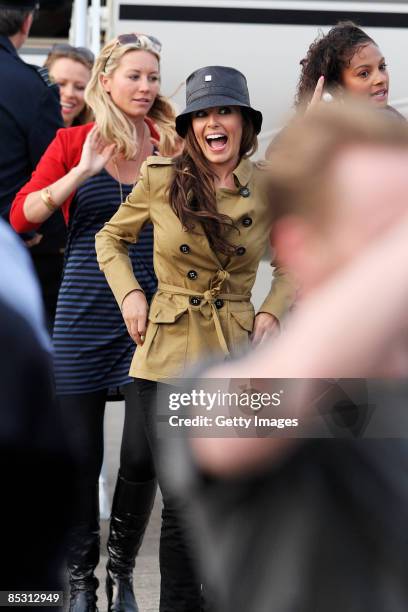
[169,108,258,255]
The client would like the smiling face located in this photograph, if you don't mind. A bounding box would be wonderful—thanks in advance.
[341,43,389,107]
[101,49,160,122]
[49,57,91,126]
[191,105,243,170]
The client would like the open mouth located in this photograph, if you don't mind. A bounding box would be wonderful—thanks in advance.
[371,89,387,100]
[206,133,228,151]
[61,102,75,112]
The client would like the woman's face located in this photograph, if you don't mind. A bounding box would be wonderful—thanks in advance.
[341,43,389,107]
[101,50,160,121]
[49,57,91,126]
[191,106,243,168]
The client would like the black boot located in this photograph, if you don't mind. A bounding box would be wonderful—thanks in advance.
[106,474,157,612]
[68,484,100,612]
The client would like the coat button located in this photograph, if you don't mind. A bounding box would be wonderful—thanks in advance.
[190,296,201,306]
[239,186,250,198]
[242,216,252,227]
[180,244,190,254]
[187,270,198,280]
[215,298,224,309]
[236,246,246,256]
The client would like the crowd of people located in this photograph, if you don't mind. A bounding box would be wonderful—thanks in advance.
[0,1,407,612]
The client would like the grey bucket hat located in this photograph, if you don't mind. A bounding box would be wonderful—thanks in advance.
[176,65,263,137]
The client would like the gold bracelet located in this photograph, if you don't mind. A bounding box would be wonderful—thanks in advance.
[40,187,58,212]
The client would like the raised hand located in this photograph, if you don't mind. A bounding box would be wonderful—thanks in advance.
[77,126,117,178]
[307,75,325,113]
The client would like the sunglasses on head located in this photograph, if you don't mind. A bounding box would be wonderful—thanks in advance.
[50,43,95,66]
[104,33,162,72]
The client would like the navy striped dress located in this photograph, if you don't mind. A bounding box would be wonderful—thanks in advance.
[53,169,156,395]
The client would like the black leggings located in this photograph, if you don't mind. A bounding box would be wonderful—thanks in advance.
[60,380,202,610]
[125,379,203,612]
[58,383,155,487]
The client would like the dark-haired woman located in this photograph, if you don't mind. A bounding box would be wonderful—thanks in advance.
[96,65,295,611]
[296,21,402,117]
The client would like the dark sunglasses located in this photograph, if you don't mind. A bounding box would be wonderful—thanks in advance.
[50,43,95,66]
[104,33,162,72]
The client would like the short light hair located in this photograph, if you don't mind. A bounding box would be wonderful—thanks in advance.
[85,36,178,159]
[0,8,31,36]
[266,102,408,225]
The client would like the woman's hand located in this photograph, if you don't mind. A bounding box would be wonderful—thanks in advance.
[306,75,325,112]
[76,126,117,178]
[122,290,149,345]
[251,312,279,347]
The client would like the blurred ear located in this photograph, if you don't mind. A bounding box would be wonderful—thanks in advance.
[21,12,33,36]
[271,215,324,291]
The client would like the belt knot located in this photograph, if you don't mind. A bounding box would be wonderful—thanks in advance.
[203,288,219,301]
[207,268,230,300]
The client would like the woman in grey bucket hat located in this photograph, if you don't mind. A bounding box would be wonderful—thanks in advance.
[96,64,295,611]
[176,65,263,137]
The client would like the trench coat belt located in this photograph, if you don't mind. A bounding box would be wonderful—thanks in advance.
[158,282,250,356]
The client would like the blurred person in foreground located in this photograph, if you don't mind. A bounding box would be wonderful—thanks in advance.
[165,103,408,612]
[0,218,73,602]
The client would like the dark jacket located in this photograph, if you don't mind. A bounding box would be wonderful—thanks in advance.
[0,35,63,219]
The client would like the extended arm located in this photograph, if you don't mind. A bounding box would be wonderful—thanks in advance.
[23,127,116,225]
[95,161,152,344]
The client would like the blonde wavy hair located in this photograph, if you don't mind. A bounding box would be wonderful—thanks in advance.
[85,35,179,159]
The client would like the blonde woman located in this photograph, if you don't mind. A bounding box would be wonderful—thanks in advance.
[11,34,178,612]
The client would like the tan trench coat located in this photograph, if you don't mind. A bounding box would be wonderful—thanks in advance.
[95,156,295,381]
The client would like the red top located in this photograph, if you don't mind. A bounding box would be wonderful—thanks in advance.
[10,118,160,233]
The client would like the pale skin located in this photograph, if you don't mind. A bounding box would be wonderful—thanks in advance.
[23,49,160,264]
[122,105,278,346]
[192,145,408,476]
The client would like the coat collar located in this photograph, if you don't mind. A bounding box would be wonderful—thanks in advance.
[233,157,253,187]
[0,35,18,58]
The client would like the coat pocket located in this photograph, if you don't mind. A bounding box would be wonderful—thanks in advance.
[137,300,189,377]
[230,308,255,351]
[148,302,188,324]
